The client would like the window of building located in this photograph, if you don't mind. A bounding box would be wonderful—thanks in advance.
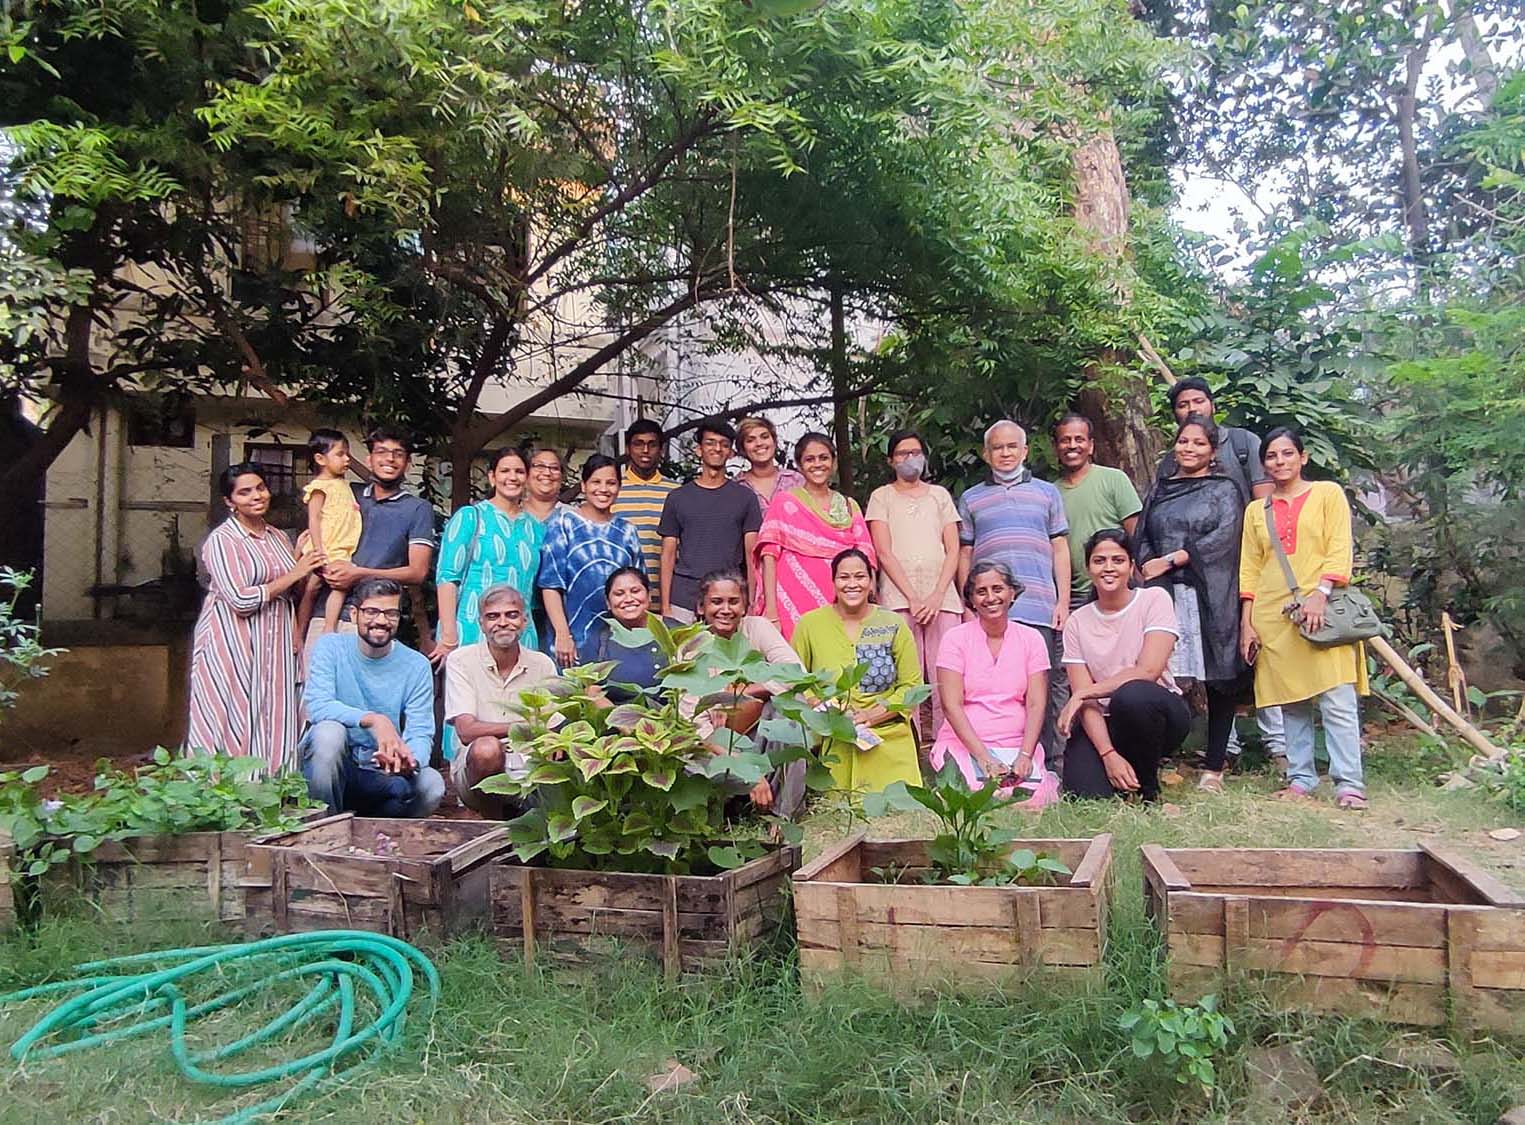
[243,443,308,498]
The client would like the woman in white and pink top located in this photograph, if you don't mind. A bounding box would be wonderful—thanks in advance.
[1058,528,1188,802]
[929,559,1060,808]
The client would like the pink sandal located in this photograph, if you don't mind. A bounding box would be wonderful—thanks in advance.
[1336,791,1369,811]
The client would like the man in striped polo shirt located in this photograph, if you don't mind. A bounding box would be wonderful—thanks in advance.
[611,418,679,587]
[956,420,1072,776]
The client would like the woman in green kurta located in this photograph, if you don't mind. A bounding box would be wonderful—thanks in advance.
[791,548,922,794]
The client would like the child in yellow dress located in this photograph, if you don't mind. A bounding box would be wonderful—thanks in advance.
[294,429,362,647]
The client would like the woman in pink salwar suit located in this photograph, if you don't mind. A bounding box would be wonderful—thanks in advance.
[753,432,876,640]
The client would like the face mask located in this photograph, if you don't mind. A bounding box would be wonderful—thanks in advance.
[894,454,926,481]
[992,463,1026,485]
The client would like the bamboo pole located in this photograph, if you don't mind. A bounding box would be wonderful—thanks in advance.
[1373,689,1439,738]
[1368,635,1503,759]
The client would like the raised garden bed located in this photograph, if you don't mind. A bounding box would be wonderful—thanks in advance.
[243,814,512,942]
[793,831,1113,993]
[1143,844,1525,1032]
[1,812,326,932]
[489,844,800,978]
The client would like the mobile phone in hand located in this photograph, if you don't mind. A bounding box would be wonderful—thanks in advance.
[1246,639,1261,665]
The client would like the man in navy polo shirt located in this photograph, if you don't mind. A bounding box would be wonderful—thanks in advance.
[956,419,1072,775]
[319,426,438,645]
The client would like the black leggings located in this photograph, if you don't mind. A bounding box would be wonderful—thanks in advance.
[1204,680,1239,772]
[1063,680,1192,802]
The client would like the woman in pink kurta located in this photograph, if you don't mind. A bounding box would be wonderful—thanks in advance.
[930,559,1059,808]
[754,432,875,640]
[186,463,320,772]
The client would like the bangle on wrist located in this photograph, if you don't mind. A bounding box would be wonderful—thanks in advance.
[1098,747,1117,760]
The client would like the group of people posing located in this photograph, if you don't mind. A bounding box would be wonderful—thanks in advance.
[185,375,1369,820]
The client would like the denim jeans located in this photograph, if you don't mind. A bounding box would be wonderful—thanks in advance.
[1281,685,1363,796]
[1027,623,1068,777]
[300,720,446,817]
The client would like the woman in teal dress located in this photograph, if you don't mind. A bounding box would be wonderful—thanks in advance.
[435,447,547,661]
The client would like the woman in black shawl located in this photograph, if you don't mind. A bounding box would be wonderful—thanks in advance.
[1135,415,1248,794]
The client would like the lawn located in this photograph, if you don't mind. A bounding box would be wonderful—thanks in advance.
[1,732,1522,1124]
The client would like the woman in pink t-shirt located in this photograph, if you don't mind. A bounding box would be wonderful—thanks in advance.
[1058,529,1190,802]
[930,560,1060,808]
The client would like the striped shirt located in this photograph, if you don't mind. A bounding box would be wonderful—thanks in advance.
[611,466,679,585]
[957,472,1069,629]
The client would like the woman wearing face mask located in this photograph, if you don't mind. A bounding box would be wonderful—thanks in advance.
[538,454,645,667]
[791,549,921,793]
[753,432,876,640]
[1133,415,1249,795]
[865,429,963,737]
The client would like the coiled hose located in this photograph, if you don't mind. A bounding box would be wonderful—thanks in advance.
[0,930,440,1124]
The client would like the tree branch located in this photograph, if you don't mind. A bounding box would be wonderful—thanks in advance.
[661,374,889,442]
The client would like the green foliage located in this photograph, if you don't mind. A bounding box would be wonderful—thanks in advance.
[479,615,847,873]
[1118,993,1235,1094]
[0,569,61,720]
[0,750,317,886]
[1481,750,1525,815]
[862,759,1070,887]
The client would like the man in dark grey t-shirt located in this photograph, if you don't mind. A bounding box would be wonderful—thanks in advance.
[657,420,762,621]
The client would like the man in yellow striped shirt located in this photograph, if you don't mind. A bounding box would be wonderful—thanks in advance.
[611,419,679,587]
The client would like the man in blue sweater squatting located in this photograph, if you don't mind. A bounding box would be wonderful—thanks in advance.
[300,577,445,816]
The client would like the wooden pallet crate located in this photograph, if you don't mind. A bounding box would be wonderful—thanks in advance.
[1142,844,1525,1032]
[489,845,801,978]
[243,814,512,942]
[792,831,1113,994]
[0,812,325,932]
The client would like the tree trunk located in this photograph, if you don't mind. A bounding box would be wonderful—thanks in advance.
[1070,129,1158,489]
[828,281,854,498]
[1396,13,1435,270]
[0,302,101,512]
[449,431,479,511]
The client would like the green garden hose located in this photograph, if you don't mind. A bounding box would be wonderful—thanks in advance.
[0,930,440,1124]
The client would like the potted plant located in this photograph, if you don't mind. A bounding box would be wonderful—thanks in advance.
[481,616,866,975]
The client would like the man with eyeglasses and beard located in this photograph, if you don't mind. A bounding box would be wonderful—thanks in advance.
[300,577,446,816]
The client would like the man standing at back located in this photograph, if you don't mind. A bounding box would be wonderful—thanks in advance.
[1054,413,1141,606]
[658,420,761,622]
[957,420,1071,775]
[1158,378,1272,505]
[611,419,679,588]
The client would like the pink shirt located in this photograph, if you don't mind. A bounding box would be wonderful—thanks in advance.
[932,619,1051,749]
[1061,587,1180,712]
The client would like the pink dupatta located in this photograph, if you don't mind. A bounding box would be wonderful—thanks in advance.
[753,487,876,639]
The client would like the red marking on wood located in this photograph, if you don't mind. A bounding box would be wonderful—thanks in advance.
[1281,901,1377,976]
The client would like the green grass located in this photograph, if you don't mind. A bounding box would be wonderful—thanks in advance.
[1,739,1523,1124]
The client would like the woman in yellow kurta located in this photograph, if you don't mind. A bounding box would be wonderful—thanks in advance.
[1238,428,1367,809]
[791,548,922,794]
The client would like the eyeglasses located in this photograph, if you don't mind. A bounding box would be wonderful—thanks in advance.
[700,439,733,450]
[369,447,409,461]
[357,608,402,621]
[530,463,561,473]
[889,448,924,460]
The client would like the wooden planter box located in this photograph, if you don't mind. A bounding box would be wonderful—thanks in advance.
[0,812,324,932]
[1143,844,1525,1032]
[243,814,512,942]
[793,831,1114,994]
[489,844,801,978]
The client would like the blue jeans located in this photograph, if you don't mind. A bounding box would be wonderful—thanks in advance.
[300,720,445,817]
[1281,684,1363,796]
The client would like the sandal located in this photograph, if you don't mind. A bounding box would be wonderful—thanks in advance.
[1271,785,1315,803]
[1336,791,1369,811]
[1197,770,1225,795]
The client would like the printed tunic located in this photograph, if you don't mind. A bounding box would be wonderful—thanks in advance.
[536,507,645,659]
[437,500,547,651]
[186,518,303,772]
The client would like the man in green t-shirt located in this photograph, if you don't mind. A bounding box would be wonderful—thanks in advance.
[1053,413,1142,603]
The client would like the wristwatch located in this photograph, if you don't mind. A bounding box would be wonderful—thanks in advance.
[1315,582,1333,596]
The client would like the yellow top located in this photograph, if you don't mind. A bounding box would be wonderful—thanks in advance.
[297,477,361,562]
[1238,481,1366,707]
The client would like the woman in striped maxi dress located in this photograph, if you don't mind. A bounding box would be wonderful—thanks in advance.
[186,463,322,772]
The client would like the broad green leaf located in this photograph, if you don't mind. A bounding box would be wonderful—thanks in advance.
[546,813,578,844]
[570,796,607,820]
[707,845,746,869]
[21,766,48,784]
[640,766,677,791]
